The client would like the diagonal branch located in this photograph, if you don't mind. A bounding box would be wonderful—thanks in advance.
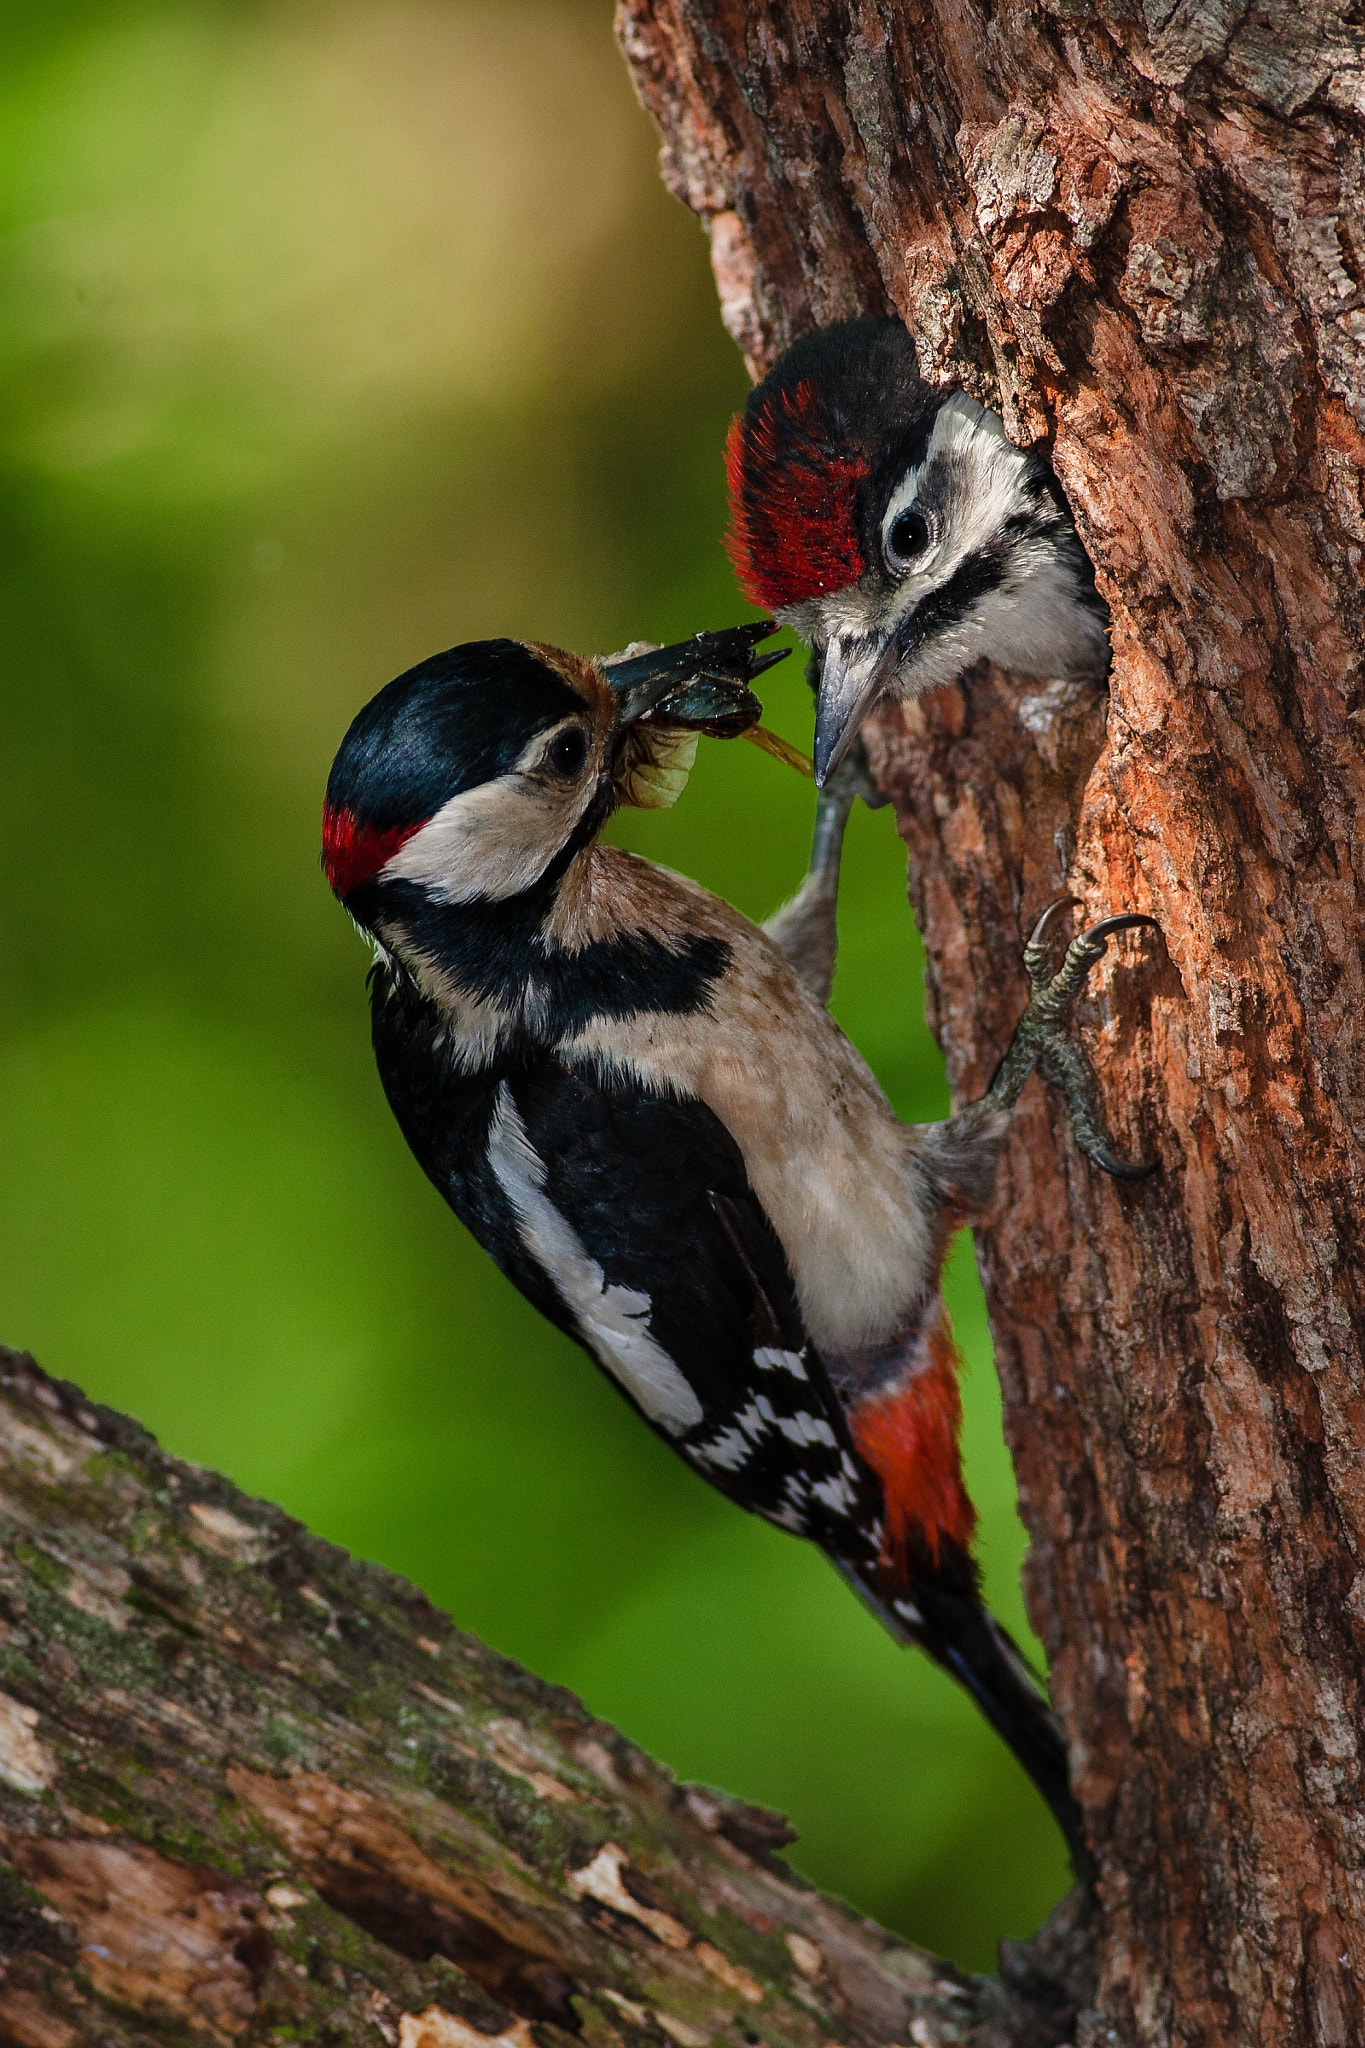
[0,1346,1085,2048]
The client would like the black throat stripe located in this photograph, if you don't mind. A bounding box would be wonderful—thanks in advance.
[381,876,730,1042]
[896,540,1011,660]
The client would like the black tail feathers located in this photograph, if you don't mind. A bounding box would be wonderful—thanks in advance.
[913,1580,1091,1878]
[836,1560,1091,1878]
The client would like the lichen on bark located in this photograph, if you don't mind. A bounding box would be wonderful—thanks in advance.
[0,1348,1086,2048]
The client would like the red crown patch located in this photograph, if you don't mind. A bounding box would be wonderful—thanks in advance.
[725,381,870,611]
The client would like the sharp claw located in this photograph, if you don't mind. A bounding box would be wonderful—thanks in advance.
[1026,903,1160,1004]
[1025,897,1079,951]
[1023,897,1079,992]
[1089,1146,1159,1182]
[995,900,1160,1180]
[1079,912,1162,946]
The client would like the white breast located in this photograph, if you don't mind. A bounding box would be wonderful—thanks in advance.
[560,869,934,1356]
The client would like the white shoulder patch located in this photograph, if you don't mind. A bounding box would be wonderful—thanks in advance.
[486,1084,704,1436]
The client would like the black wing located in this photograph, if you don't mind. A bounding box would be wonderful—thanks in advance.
[372,970,883,1569]
[502,1059,885,1569]
[369,966,588,1347]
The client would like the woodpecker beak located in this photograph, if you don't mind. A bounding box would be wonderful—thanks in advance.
[812,631,903,786]
[604,624,787,728]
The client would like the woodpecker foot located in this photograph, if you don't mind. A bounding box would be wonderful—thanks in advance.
[991,900,1160,1179]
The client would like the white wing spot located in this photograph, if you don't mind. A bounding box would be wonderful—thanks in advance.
[487,1085,703,1435]
[811,1472,859,1515]
[691,1428,751,1473]
[776,1412,837,1448]
[754,1347,808,1381]
[735,1402,769,1443]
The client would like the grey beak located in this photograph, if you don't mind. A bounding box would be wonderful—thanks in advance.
[604,623,788,727]
[812,632,903,785]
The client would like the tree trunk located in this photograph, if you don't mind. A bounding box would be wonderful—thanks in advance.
[0,1346,1095,2048]
[615,7,1365,2044]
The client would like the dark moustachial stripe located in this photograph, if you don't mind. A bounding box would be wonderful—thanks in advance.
[330,603,1092,1865]
[896,539,1011,659]
[1001,507,1067,548]
[379,875,731,1034]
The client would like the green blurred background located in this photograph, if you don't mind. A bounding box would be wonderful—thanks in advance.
[0,0,1067,1969]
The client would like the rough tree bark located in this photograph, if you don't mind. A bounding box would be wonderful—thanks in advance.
[0,1347,1090,2048]
[614,6,1365,2045]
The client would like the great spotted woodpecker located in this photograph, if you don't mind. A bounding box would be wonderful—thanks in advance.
[727,318,1109,785]
[726,319,1112,1007]
[323,623,1155,1867]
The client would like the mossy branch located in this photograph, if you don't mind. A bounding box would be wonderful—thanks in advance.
[0,1346,1084,2048]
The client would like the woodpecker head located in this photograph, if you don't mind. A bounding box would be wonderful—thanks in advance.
[725,318,1110,783]
[322,627,785,939]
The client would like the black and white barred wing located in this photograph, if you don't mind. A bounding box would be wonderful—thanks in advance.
[485,1060,884,1569]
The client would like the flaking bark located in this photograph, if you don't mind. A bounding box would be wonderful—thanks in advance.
[614,5,1365,2044]
[0,1347,1087,2048]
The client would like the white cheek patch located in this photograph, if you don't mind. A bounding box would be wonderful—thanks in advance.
[383,766,595,906]
[486,1085,704,1436]
[882,393,1032,597]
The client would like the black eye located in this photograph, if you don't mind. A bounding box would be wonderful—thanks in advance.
[885,507,930,570]
[546,725,589,777]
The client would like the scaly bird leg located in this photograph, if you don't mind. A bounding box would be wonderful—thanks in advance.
[763,735,887,1006]
[922,899,1159,1204]
[989,900,1160,1178]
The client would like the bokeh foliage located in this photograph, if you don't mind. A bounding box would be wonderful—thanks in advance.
[0,0,1068,1969]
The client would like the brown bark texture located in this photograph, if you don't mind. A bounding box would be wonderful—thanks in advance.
[615,4,1365,2044]
[0,1346,1095,2048]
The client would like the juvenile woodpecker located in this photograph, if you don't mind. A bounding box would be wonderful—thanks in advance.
[726,319,1111,1004]
[727,317,1109,785]
[323,623,1154,1867]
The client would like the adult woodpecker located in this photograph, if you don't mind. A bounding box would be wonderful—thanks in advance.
[726,319,1111,1002]
[323,622,1155,1869]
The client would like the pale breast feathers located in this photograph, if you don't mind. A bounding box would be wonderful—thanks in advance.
[556,850,936,1354]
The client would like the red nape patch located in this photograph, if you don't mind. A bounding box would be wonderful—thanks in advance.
[849,1298,976,1582]
[321,803,422,899]
[724,382,870,610]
